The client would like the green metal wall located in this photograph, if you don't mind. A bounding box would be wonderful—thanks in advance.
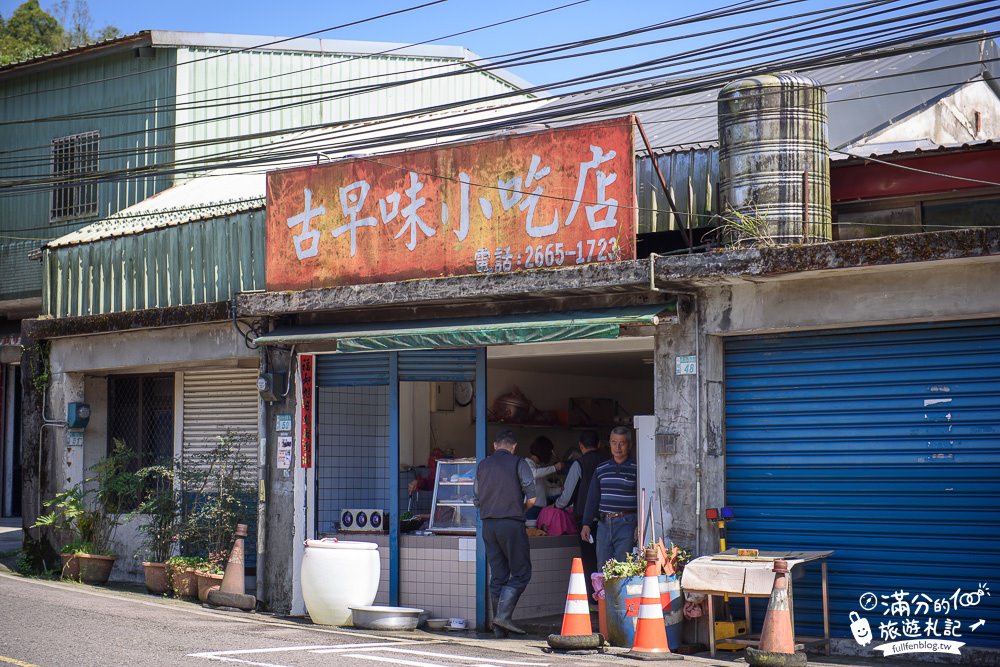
[43,210,265,317]
[0,48,177,302]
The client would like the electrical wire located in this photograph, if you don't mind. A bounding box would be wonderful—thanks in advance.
[0,5,995,205]
[0,0,451,101]
[0,0,812,158]
[1,3,992,179]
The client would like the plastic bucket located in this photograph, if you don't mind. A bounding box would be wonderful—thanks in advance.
[604,574,683,649]
[301,539,380,625]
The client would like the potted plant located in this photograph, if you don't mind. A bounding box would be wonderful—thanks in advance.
[601,543,691,649]
[165,555,206,599]
[132,463,180,594]
[33,440,140,585]
[177,430,256,575]
[194,560,226,602]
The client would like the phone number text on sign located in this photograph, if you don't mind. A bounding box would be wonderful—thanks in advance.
[477,237,621,274]
[265,117,636,291]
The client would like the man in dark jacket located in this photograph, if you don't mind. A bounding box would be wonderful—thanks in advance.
[474,429,536,637]
[554,429,607,599]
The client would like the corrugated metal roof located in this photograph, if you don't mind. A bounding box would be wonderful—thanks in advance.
[543,34,1000,153]
[0,29,532,91]
[45,101,548,248]
[831,138,999,162]
[46,171,265,248]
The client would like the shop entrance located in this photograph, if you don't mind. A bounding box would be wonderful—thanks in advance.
[2,364,21,517]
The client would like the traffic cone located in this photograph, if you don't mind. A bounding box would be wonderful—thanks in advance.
[546,558,601,653]
[560,558,592,635]
[745,560,806,667]
[206,523,257,611]
[627,548,681,661]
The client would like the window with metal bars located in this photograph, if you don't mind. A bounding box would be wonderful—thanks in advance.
[107,374,175,468]
[50,131,99,222]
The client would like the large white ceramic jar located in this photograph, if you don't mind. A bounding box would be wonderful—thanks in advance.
[301,539,380,625]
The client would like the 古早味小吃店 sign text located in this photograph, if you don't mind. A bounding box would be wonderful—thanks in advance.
[265,117,636,290]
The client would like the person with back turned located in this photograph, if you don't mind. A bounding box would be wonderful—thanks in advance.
[474,429,536,637]
[554,429,607,599]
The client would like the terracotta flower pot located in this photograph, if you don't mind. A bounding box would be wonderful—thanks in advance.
[60,553,81,581]
[77,553,117,585]
[196,570,225,602]
[169,566,199,599]
[143,562,169,594]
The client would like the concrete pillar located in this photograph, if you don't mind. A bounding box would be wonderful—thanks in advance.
[653,296,700,553]
[56,372,86,490]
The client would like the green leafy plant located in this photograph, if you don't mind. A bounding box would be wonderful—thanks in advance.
[712,202,774,248]
[165,555,206,569]
[177,430,255,566]
[33,439,140,556]
[132,463,180,564]
[602,550,648,580]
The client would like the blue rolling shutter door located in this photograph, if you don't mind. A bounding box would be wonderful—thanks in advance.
[316,353,391,386]
[398,349,477,382]
[724,320,1000,648]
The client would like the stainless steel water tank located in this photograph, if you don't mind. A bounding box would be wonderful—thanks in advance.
[718,72,831,243]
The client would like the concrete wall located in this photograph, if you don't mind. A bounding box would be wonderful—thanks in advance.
[653,259,1000,558]
[854,80,1000,148]
[42,322,257,583]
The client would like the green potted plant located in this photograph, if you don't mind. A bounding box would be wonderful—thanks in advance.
[179,430,255,559]
[173,430,255,600]
[33,440,140,584]
[194,559,225,602]
[601,543,691,649]
[165,555,207,599]
[132,462,180,594]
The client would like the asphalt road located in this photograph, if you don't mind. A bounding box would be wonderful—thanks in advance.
[0,572,612,667]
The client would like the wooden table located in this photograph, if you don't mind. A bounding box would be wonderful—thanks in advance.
[680,549,833,657]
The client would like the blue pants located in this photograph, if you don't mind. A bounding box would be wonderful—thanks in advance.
[482,518,532,597]
[596,513,637,569]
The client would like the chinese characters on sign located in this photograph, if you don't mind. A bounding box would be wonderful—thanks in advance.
[266,118,636,290]
[299,355,314,469]
[849,584,990,656]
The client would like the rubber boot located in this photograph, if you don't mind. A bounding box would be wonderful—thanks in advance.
[493,586,526,635]
[490,592,508,638]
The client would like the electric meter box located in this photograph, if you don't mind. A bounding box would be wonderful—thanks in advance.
[67,402,91,429]
[257,373,286,402]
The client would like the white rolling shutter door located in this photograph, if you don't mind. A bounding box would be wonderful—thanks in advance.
[182,369,259,470]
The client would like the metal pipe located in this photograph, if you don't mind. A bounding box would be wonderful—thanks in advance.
[634,117,689,250]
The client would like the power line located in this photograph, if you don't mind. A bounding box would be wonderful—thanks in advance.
[0,0,451,101]
[0,0,989,177]
[0,7,994,194]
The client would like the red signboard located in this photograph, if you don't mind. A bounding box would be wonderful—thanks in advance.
[300,354,314,469]
[266,117,636,290]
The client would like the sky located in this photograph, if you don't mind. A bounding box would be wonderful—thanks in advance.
[3,0,996,92]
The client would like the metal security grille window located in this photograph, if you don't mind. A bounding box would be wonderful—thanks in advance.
[50,131,99,221]
[107,374,174,467]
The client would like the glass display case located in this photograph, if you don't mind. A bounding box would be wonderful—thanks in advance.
[428,458,478,534]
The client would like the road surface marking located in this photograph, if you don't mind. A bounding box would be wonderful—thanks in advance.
[344,655,448,667]
[190,645,338,657]
[374,648,548,665]
[0,657,40,667]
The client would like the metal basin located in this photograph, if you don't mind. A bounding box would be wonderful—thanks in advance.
[349,605,424,630]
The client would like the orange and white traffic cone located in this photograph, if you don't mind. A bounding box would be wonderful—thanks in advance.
[546,557,602,652]
[560,558,592,636]
[206,523,256,611]
[745,560,806,667]
[627,548,681,661]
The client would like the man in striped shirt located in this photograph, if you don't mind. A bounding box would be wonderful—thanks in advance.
[580,426,638,569]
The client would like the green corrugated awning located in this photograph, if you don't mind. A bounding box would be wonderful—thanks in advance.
[255,303,676,353]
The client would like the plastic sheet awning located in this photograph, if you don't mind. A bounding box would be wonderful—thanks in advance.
[255,303,676,353]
